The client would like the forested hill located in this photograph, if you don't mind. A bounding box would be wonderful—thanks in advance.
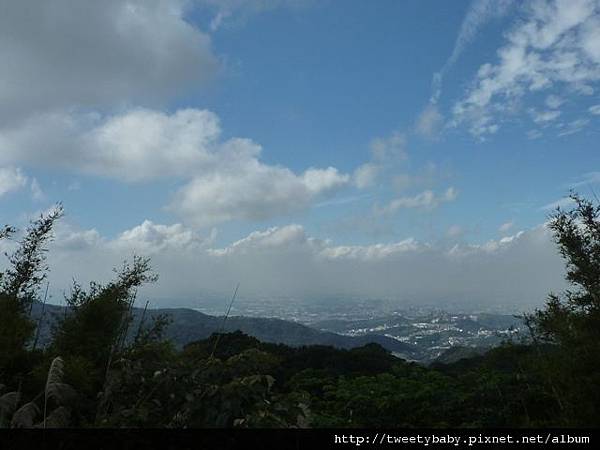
[30,302,418,358]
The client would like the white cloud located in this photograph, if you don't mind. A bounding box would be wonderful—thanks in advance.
[541,196,576,210]
[30,179,44,202]
[415,103,444,138]
[351,131,409,189]
[0,0,218,121]
[170,164,348,227]
[198,0,311,31]
[302,167,349,194]
[447,225,464,238]
[30,220,566,309]
[0,108,350,226]
[0,109,221,181]
[67,181,81,192]
[392,162,445,192]
[557,118,590,136]
[545,94,565,108]
[446,0,515,69]
[589,104,600,114]
[452,0,600,138]
[378,187,458,214]
[315,194,370,208]
[114,220,213,253]
[0,167,28,197]
[431,0,515,103]
[527,129,543,139]
[369,132,408,162]
[319,238,421,261]
[0,0,350,228]
[568,171,600,187]
[530,108,562,123]
[210,224,318,256]
[353,163,380,189]
[499,221,515,233]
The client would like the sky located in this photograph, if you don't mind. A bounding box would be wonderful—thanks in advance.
[1,0,599,311]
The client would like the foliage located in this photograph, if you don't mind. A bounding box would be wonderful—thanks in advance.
[51,257,158,378]
[0,206,63,382]
[524,192,600,425]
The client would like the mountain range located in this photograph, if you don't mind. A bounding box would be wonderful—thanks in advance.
[30,302,419,359]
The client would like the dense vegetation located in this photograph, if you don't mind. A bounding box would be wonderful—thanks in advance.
[1,194,599,428]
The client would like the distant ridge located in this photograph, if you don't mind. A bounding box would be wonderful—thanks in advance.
[30,302,419,358]
[431,345,489,365]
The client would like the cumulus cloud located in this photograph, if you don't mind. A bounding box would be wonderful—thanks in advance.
[0,1,358,227]
[170,164,349,227]
[114,220,214,253]
[302,167,349,194]
[452,0,600,138]
[0,109,221,181]
[0,0,218,122]
[0,108,350,226]
[24,220,566,310]
[499,221,515,233]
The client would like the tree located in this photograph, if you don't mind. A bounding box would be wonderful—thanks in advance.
[50,256,159,416]
[526,192,600,425]
[0,206,63,379]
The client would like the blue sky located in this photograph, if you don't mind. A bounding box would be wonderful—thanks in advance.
[0,0,599,308]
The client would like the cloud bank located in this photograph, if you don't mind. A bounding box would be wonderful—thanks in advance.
[4,219,564,310]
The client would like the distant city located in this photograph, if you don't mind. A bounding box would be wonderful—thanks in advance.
[191,296,526,361]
